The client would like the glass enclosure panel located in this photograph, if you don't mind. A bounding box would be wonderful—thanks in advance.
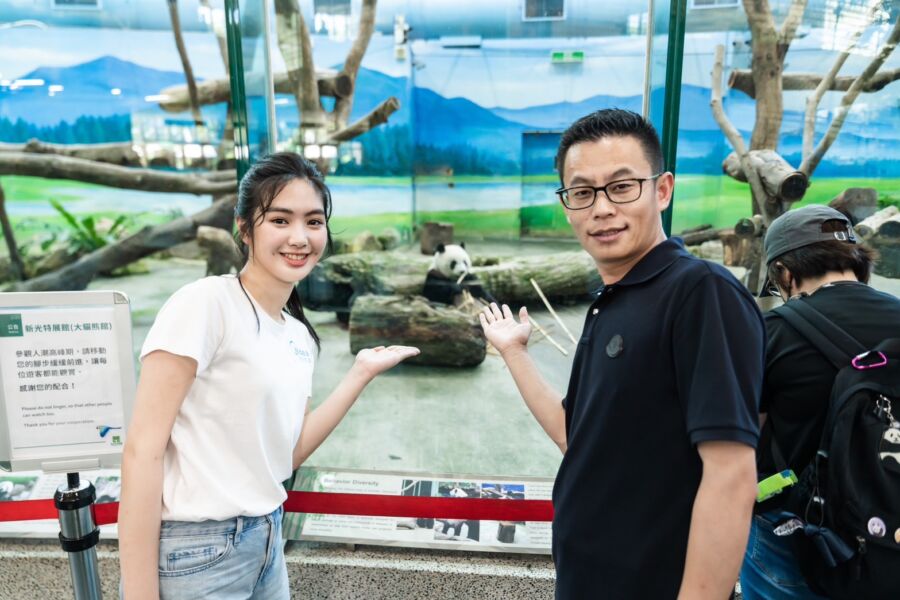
[219,0,672,493]
[668,0,900,282]
[0,0,236,346]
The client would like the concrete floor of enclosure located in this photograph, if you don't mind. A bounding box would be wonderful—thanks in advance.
[89,240,900,479]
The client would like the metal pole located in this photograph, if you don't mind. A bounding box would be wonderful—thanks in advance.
[261,0,277,153]
[660,0,688,237]
[55,472,102,600]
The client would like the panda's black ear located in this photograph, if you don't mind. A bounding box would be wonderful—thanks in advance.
[459,241,466,249]
[435,243,446,254]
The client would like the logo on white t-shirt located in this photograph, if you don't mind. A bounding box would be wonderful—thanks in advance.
[289,340,313,363]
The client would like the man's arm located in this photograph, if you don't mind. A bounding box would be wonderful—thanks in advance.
[678,440,758,599]
[480,303,567,452]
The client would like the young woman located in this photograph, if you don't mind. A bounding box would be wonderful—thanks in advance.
[118,153,418,599]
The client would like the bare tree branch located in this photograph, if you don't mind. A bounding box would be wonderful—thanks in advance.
[158,71,353,113]
[729,67,900,97]
[778,0,808,52]
[0,153,236,195]
[274,0,325,129]
[326,96,400,143]
[6,195,237,292]
[802,0,883,161]
[0,181,25,281]
[711,45,769,219]
[800,16,900,176]
[199,0,229,72]
[333,0,378,127]
[168,0,204,125]
[0,140,144,166]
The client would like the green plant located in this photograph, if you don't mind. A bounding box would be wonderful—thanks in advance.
[49,199,130,254]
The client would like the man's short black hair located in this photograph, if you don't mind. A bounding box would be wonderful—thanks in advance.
[555,108,664,184]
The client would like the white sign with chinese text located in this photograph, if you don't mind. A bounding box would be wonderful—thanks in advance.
[0,292,135,472]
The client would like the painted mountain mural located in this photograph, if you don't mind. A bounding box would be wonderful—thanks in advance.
[1,57,898,177]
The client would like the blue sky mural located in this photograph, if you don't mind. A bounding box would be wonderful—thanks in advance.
[1,22,899,179]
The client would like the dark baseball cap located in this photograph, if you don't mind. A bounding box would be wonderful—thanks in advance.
[764,205,857,265]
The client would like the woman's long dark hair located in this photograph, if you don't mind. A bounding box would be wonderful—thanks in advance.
[234,152,333,351]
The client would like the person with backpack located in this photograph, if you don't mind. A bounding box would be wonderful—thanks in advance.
[740,205,900,599]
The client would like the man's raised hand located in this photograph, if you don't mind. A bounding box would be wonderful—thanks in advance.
[479,303,532,355]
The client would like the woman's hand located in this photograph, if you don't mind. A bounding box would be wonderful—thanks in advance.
[479,303,532,356]
[353,345,420,380]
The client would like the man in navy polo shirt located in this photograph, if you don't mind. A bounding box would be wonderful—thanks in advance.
[480,109,764,599]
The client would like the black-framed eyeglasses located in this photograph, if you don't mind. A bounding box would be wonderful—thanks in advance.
[556,174,663,210]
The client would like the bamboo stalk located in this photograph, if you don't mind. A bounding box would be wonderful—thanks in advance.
[528,315,568,356]
[529,278,578,345]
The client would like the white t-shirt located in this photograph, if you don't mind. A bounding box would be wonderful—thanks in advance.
[140,275,315,521]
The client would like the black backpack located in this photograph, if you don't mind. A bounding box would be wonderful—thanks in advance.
[772,299,900,600]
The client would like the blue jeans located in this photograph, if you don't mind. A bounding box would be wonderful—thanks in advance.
[740,513,826,600]
[144,506,289,600]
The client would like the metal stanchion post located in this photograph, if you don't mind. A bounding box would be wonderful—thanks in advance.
[55,472,102,600]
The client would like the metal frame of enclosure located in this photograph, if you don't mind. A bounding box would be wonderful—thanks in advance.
[222,0,688,236]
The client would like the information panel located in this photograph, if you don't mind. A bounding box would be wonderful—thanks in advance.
[0,291,135,472]
[284,467,553,555]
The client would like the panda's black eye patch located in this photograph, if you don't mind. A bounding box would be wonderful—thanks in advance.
[450,260,457,270]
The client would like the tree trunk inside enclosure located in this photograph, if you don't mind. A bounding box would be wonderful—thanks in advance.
[6,195,237,292]
[349,295,486,367]
[742,0,785,151]
[197,225,243,275]
[0,182,25,281]
[420,222,454,255]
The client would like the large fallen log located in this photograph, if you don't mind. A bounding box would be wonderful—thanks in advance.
[300,250,600,312]
[6,194,236,292]
[349,294,485,367]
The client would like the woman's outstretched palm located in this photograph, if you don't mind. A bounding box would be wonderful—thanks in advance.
[479,303,532,354]
[355,345,420,379]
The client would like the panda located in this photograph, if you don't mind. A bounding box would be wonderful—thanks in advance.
[423,243,496,306]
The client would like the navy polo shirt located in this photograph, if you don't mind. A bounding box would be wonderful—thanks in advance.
[551,238,764,599]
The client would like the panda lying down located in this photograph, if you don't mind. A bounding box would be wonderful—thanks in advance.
[423,243,496,306]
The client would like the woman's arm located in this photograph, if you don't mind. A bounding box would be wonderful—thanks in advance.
[119,351,196,600]
[292,345,418,468]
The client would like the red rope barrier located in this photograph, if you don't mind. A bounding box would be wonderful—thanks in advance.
[0,499,56,522]
[0,492,554,525]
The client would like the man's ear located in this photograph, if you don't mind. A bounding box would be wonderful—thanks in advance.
[655,172,674,212]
